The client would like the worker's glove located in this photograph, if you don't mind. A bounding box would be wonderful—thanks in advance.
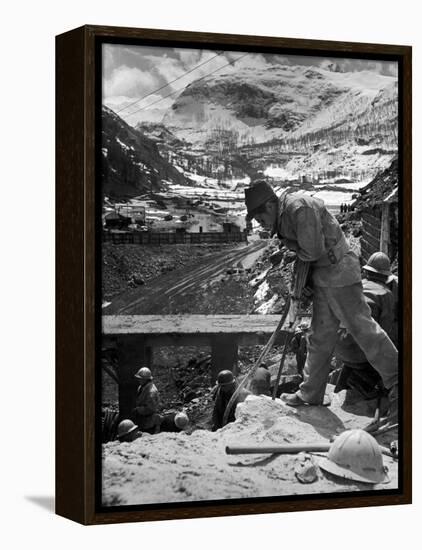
[277,245,296,264]
[287,298,299,328]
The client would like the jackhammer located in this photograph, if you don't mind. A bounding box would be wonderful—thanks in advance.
[222,258,311,426]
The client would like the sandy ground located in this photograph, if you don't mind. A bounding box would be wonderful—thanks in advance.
[102,386,398,506]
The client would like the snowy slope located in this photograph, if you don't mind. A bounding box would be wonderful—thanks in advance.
[101,106,191,199]
[163,65,397,146]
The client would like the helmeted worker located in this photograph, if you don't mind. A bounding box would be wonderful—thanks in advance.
[365,252,398,346]
[116,419,141,443]
[132,367,161,434]
[158,411,190,433]
[334,252,396,398]
[250,364,271,396]
[244,180,398,412]
[211,370,250,431]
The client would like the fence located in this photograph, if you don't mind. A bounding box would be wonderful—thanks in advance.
[103,231,247,245]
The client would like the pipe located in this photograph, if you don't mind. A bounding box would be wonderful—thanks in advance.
[226,442,395,459]
[226,443,330,455]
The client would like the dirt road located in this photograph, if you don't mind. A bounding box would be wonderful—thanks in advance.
[104,239,267,315]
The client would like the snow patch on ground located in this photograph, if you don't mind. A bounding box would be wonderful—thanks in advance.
[254,280,270,304]
[116,137,134,151]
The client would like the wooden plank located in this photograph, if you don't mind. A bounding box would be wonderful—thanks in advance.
[360,239,378,260]
[104,332,287,348]
[362,221,381,240]
[380,203,390,255]
[362,211,381,226]
[362,230,380,250]
[103,314,283,335]
[360,238,374,252]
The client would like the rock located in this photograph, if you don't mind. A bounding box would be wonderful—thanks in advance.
[182,389,198,403]
[132,273,145,285]
[102,388,398,506]
[294,452,320,484]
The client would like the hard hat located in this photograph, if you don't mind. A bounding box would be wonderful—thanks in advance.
[217,370,235,386]
[363,252,392,278]
[319,429,389,484]
[134,367,152,380]
[117,419,138,439]
[244,180,277,215]
[174,412,189,429]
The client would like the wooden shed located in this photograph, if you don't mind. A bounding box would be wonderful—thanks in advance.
[354,158,399,263]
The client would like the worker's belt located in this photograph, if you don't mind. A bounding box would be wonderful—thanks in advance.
[313,234,350,268]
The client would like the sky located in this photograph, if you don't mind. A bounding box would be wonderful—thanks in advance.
[102,43,398,126]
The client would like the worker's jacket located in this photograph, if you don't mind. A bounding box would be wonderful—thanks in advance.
[250,366,271,396]
[387,275,399,347]
[212,386,250,430]
[276,192,361,287]
[133,381,161,431]
[335,278,395,364]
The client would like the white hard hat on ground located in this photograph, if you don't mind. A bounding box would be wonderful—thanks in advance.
[319,429,389,484]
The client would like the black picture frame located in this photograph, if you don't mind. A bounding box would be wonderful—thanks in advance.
[56,25,412,525]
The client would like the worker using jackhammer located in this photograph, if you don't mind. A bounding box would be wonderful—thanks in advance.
[244,180,398,415]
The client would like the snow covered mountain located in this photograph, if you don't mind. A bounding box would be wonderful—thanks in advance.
[101,106,190,200]
[162,65,397,149]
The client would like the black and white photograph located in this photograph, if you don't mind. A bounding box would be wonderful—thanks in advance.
[100,41,402,508]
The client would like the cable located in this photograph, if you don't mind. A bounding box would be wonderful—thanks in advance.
[116,51,225,115]
[126,52,249,119]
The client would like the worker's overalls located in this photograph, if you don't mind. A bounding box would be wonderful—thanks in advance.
[276,193,398,405]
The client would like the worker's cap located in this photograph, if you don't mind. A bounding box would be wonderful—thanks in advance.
[135,366,152,380]
[363,252,392,279]
[244,180,277,216]
[174,412,189,429]
[117,419,138,439]
[217,370,235,386]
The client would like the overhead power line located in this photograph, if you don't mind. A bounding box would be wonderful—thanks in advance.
[126,52,249,120]
[116,51,225,115]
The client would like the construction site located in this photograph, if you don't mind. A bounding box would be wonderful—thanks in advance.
[101,161,400,506]
[100,47,400,507]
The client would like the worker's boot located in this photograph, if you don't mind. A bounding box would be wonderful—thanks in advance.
[281,392,308,407]
[281,391,331,407]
